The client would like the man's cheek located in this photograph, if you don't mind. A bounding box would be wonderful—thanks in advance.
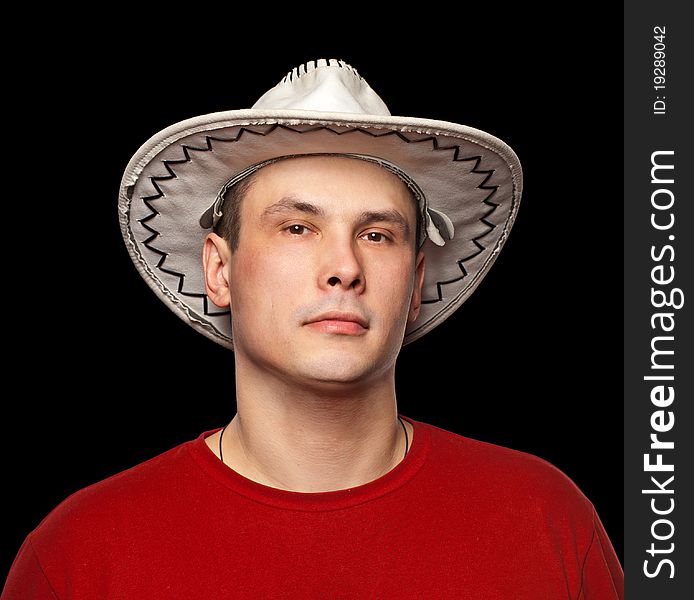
[377,264,413,301]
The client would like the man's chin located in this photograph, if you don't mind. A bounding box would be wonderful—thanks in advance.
[289,352,380,389]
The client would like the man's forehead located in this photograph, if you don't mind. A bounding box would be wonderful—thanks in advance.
[245,155,418,213]
[252,155,411,190]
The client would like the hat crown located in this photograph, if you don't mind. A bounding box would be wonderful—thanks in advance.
[252,58,391,116]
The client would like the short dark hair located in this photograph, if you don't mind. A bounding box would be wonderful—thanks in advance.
[212,173,259,253]
[213,170,423,252]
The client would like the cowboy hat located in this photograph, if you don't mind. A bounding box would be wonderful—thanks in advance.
[118,58,523,351]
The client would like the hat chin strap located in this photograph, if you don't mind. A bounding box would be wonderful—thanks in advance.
[200,152,455,248]
[425,207,455,246]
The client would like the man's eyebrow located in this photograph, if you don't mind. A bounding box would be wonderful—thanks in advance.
[355,209,411,237]
[261,196,411,237]
[261,196,325,219]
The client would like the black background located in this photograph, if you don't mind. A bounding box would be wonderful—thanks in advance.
[3,8,622,583]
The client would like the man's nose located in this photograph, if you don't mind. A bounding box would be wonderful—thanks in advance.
[318,237,365,293]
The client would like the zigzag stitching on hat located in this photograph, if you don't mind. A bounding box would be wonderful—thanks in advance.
[139,129,276,220]
[131,218,230,316]
[407,136,500,218]
[420,236,493,305]
[149,127,279,193]
[141,231,230,318]
[138,132,266,208]
[137,128,279,254]
[408,140,500,304]
[468,169,499,235]
[413,176,520,336]
[136,123,502,318]
[135,127,290,318]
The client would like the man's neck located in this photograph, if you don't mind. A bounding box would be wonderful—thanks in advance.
[205,361,411,493]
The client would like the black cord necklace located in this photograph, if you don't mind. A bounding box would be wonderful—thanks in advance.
[398,415,410,457]
[219,416,409,464]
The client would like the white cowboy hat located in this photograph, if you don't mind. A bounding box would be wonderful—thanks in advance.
[118,58,523,351]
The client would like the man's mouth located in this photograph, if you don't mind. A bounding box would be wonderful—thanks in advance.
[304,311,369,335]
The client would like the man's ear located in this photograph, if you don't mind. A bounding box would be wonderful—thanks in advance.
[202,233,232,308]
[407,249,426,323]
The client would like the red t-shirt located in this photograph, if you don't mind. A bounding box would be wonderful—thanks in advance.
[2,417,623,599]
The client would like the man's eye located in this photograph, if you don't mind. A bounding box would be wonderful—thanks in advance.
[286,224,309,235]
[363,232,389,243]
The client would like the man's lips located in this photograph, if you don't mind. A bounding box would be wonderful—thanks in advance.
[304,312,369,335]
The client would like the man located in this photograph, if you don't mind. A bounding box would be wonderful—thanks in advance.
[3,59,623,598]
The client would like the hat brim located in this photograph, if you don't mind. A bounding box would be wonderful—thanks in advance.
[119,109,523,351]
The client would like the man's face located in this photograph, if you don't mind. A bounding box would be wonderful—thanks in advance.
[220,155,425,390]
